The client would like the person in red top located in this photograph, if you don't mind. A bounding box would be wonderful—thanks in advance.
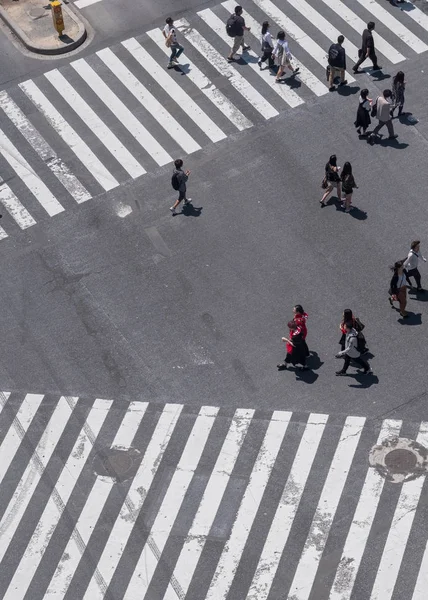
[277,320,309,371]
[339,309,368,353]
[293,304,308,339]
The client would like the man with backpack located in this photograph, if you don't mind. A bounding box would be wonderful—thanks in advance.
[226,5,251,62]
[170,159,191,215]
[335,322,372,376]
[327,35,347,92]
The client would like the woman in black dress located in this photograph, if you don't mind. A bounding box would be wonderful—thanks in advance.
[341,162,358,213]
[355,88,371,136]
[320,154,341,207]
[277,321,309,371]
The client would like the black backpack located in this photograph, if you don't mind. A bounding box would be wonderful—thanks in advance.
[328,45,339,63]
[171,171,180,190]
[226,14,238,37]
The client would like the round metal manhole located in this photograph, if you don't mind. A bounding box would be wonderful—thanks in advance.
[369,436,428,483]
[92,446,141,483]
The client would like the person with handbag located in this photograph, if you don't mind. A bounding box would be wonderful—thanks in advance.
[163,17,185,69]
[258,21,275,70]
[272,31,300,83]
[339,309,368,354]
[340,162,358,213]
[320,154,341,207]
[389,261,408,318]
[355,88,372,136]
[368,90,398,143]
[277,321,309,372]
[335,322,372,376]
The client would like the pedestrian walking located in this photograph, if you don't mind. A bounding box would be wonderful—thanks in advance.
[355,88,372,136]
[368,90,398,143]
[277,320,309,372]
[335,322,372,376]
[391,71,406,117]
[340,162,358,213]
[170,159,191,215]
[320,154,341,207]
[293,304,308,338]
[389,260,408,317]
[258,21,275,70]
[353,22,381,73]
[226,5,251,62]
[404,240,426,292]
[339,309,368,354]
[327,35,348,91]
[163,17,185,69]
[272,31,300,83]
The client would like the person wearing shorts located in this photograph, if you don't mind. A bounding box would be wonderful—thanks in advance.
[320,154,341,207]
[170,159,191,215]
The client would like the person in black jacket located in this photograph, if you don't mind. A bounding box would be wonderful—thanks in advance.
[389,260,408,318]
[328,35,348,91]
[353,22,381,73]
[320,155,341,207]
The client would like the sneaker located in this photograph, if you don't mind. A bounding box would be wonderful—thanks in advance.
[352,67,361,74]
[293,67,300,74]
[257,59,262,69]
[167,62,174,69]
[329,86,336,92]
[183,198,192,206]
[356,128,361,135]
[339,79,348,86]
[363,369,373,375]
[336,370,347,376]
[242,45,251,51]
[388,134,398,139]
[417,287,425,292]
[169,206,176,215]
[227,55,235,62]
[277,363,287,370]
[372,65,382,71]
[172,57,179,64]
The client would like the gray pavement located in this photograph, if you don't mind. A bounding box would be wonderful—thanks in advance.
[1,0,428,597]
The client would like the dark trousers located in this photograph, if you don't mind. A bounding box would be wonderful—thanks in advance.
[372,120,395,137]
[354,50,379,70]
[260,49,274,68]
[343,355,369,373]
[406,268,422,288]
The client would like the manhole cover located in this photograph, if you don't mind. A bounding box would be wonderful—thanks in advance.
[28,8,48,19]
[369,436,428,483]
[93,446,141,483]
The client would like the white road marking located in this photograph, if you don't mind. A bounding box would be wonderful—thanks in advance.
[97,48,201,154]
[201,6,304,107]
[147,27,253,131]
[176,18,279,119]
[163,408,254,600]
[45,401,149,597]
[122,38,227,143]
[75,0,102,8]
[205,411,292,600]
[20,80,118,191]
[317,0,404,64]
[412,540,428,600]
[251,0,355,82]
[370,422,428,600]
[247,413,329,600]
[0,180,36,229]
[223,1,328,97]
[0,128,64,216]
[71,58,171,166]
[354,0,428,53]
[288,416,366,600]
[44,69,146,180]
[329,419,402,600]
[82,403,183,600]
[2,398,114,600]
[0,91,91,203]
[400,1,428,34]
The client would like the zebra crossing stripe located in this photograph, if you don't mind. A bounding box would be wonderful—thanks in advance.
[283,0,360,63]
[147,27,253,132]
[288,416,366,600]
[176,18,279,120]
[82,403,184,600]
[222,1,328,97]
[97,48,201,155]
[44,69,146,180]
[0,128,64,217]
[0,91,91,204]
[0,397,73,565]
[370,422,428,600]
[19,80,119,192]
[2,398,114,600]
[401,1,428,35]
[246,413,329,600]
[45,400,149,597]
[205,411,292,600]
[329,419,402,600]
[251,0,355,82]
[163,408,255,600]
[71,58,172,167]
[412,540,428,600]
[0,180,36,229]
[199,6,304,108]
[317,0,405,64]
[122,38,227,143]
[354,0,428,54]
[124,406,220,597]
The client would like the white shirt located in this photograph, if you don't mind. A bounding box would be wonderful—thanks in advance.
[163,24,177,44]
[404,249,426,271]
[261,31,274,49]
[360,98,371,112]
[273,39,291,58]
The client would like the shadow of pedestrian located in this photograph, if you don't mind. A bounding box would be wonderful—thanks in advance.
[408,289,428,301]
[182,204,203,217]
[295,369,319,384]
[348,372,379,388]
[371,137,408,150]
[349,207,368,220]
[337,85,360,97]
[369,71,391,82]
[307,351,323,370]
[398,312,422,325]
[277,76,302,90]
[395,112,418,127]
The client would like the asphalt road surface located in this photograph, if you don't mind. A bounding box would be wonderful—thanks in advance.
[1,0,428,598]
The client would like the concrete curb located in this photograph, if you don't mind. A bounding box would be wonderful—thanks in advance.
[0,3,87,55]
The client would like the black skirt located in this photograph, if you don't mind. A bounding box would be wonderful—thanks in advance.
[355,104,371,129]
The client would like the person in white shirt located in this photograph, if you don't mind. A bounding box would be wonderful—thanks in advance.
[404,240,427,292]
[335,322,372,375]
[389,260,409,317]
[163,17,184,69]
[272,31,299,83]
[258,21,275,70]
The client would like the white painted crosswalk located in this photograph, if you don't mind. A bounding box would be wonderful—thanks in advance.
[0,0,428,240]
[0,391,427,600]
